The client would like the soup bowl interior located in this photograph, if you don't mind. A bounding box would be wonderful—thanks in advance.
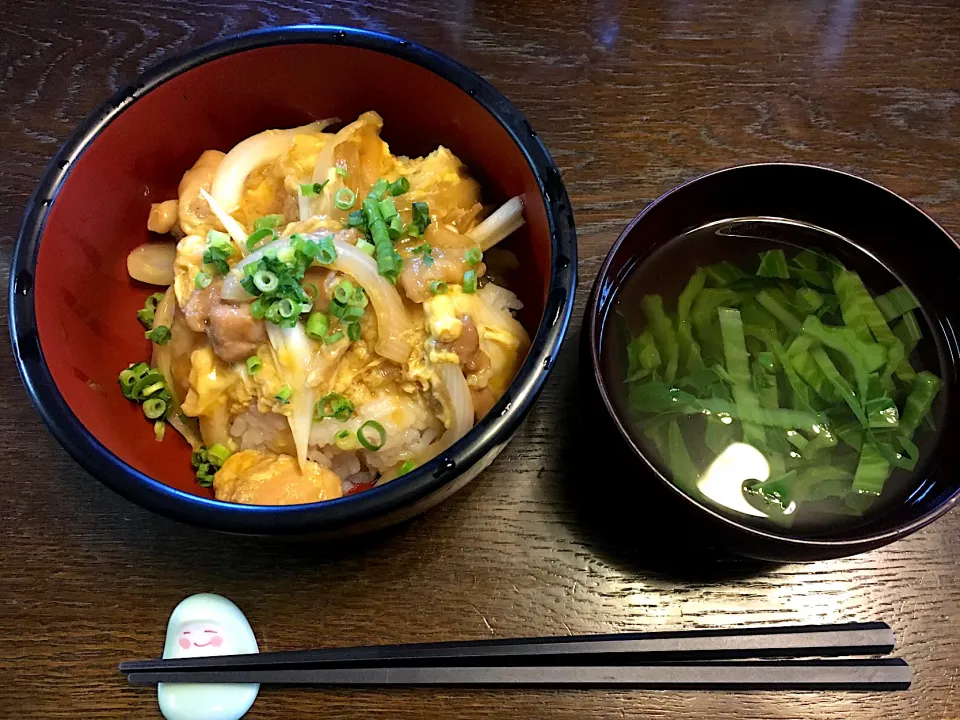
[587,163,960,558]
[11,27,575,534]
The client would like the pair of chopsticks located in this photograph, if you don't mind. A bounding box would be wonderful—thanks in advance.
[121,622,909,690]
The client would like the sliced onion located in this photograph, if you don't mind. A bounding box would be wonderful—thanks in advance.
[416,362,473,466]
[437,362,474,444]
[477,282,524,313]
[469,196,525,251]
[306,112,383,219]
[220,232,413,364]
[211,120,336,213]
[265,321,315,470]
[199,188,248,255]
[329,238,411,363]
[127,242,176,285]
[473,289,531,347]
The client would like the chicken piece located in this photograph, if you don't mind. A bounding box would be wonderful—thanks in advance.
[213,450,343,505]
[399,247,477,304]
[208,302,267,364]
[183,282,267,363]
[178,150,226,236]
[148,199,179,234]
[436,315,489,374]
[398,226,484,303]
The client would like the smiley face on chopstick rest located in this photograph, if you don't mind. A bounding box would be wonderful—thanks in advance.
[158,594,259,720]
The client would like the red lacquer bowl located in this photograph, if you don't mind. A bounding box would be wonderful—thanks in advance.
[9,26,577,535]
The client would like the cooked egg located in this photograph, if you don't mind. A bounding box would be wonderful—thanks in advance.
[214,450,343,505]
[173,234,206,310]
[181,346,251,418]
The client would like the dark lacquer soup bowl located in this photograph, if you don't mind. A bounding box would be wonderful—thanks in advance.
[584,164,959,562]
[9,26,576,535]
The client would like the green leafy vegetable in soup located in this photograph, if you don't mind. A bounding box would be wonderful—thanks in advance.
[623,249,941,526]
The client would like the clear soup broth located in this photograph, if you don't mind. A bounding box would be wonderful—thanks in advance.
[600,218,945,535]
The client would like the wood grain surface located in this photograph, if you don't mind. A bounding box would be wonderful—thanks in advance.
[1,1,959,718]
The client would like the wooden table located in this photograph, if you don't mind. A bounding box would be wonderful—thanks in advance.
[1,1,958,717]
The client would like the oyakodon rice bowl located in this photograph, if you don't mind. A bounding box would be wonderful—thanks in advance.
[124,111,532,505]
[10,25,578,534]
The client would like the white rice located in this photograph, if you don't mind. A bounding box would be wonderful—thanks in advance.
[230,406,290,454]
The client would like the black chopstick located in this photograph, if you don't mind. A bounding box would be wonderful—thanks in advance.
[120,622,894,674]
[126,658,910,690]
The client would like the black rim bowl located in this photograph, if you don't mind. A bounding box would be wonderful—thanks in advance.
[9,25,577,536]
[586,163,959,562]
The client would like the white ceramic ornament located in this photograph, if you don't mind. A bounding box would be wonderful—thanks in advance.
[157,593,259,720]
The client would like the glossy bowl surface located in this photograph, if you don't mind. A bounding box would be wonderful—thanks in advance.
[10,25,577,535]
[585,163,959,561]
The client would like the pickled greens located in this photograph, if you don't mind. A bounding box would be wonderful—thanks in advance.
[624,248,941,526]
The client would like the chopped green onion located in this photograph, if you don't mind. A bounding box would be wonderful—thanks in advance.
[253,269,279,293]
[315,393,355,422]
[276,297,297,318]
[207,443,232,468]
[206,229,231,246]
[387,214,406,239]
[349,287,368,307]
[335,166,349,178]
[347,322,361,342]
[347,210,366,228]
[324,330,345,345]
[429,281,448,295]
[300,180,328,196]
[397,459,416,476]
[136,293,165,328]
[195,466,214,487]
[334,280,355,305]
[411,201,430,234]
[118,362,150,398]
[464,246,483,266]
[305,311,329,340]
[194,271,211,289]
[378,198,398,221]
[412,242,435,267]
[368,178,389,201]
[357,420,387,451]
[253,214,284,231]
[334,186,357,210]
[250,296,268,320]
[388,177,410,196]
[275,385,292,404]
[246,355,262,374]
[154,421,166,442]
[334,428,356,451]
[190,446,220,487]
[203,229,235,275]
[246,227,275,252]
[462,269,477,293]
[316,234,337,265]
[142,398,167,419]
[145,325,171,345]
[356,239,375,256]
